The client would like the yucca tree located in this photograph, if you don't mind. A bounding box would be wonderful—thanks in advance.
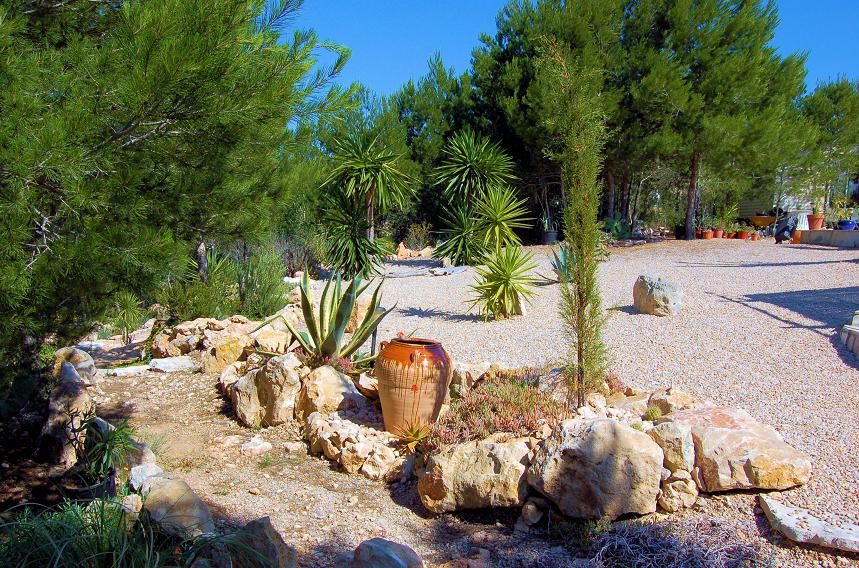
[475,185,533,250]
[469,246,537,321]
[433,204,486,266]
[435,130,517,204]
[320,186,390,277]
[323,133,415,241]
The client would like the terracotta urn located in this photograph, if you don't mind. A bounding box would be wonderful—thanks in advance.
[375,338,452,435]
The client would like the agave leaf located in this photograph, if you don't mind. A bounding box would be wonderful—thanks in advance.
[355,279,383,331]
[342,303,396,358]
[318,275,334,341]
[299,272,320,347]
[321,276,358,356]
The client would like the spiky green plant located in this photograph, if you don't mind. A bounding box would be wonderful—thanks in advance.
[108,291,144,345]
[550,244,573,283]
[435,130,517,203]
[433,204,487,266]
[320,186,390,277]
[474,185,532,249]
[469,246,537,321]
[257,272,393,363]
[323,133,415,241]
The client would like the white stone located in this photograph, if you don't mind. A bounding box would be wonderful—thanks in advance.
[760,496,859,553]
[149,356,199,373]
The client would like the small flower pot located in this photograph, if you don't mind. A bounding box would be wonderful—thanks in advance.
[713,229,724,239]
[736,230,749,240]
[724,232,736,239]
[541,230,558,245]
[750,233,761,241]
[837,220,857,231]
[806,214,825,231]
[695,229,703,239]
[702,229,714,239]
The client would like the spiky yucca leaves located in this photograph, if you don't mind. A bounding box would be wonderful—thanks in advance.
[323,133,415,241]
[435,130,517,203]
[475,185,533,249]
[262,272,394,362]
[433,204,487,266]
[469,246,537,321]
[320,187,390,277]
[108,291,144,345]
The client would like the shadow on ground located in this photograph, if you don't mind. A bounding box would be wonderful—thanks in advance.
[398,306,481,323]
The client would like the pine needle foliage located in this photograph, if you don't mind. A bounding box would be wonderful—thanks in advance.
[538,38,609,408]
[435,129,517,203]
[469,246,537,321]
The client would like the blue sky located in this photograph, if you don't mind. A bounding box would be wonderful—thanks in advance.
[292,0,858,97]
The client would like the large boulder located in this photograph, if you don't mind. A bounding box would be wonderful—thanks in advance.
[228,353,302,427]
[633,274,683,316]
[142,478,215,538]
[52,347,97,384]
[337,538,423,568]
[647,422,694,473]
[38,359,93,469]
[295,365,363,421]
[200,334,253,374]
[232,516,298,568]
[254,329,292,354]
[660,406,811,492]
[527,419,664,520]
[418,434,532,513]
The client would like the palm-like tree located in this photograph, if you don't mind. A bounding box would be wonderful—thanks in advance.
[324,133,415,241]
[435,130,517,204]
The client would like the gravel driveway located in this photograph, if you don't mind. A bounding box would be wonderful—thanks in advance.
[377,239,859,524]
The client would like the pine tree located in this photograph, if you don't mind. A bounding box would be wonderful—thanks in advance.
[0,0,347,413]
[537,38,609,409]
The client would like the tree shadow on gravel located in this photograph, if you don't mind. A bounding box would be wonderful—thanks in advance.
[398,306,482,323]
[677,258,857,269]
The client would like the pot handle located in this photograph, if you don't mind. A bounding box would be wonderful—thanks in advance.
[379,340,389,351]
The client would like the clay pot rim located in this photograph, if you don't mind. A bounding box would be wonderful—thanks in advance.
[387,337,441,348]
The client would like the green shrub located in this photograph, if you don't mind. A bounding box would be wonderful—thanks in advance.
[474,185,532,249]
[435,130,516,203]
[108,291,146,344]
[426,369,564,452]
[405,221,433,250]
[158,250,239,322]
[643,405,663,422]
[469,246,537,320]
[239,246,290,319]
[0,499,263,567]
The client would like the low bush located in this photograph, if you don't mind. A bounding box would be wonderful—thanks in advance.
[239,246,291,319]
[643,405,663,422]
[469,246,538,320]
[405,221,433,250]
[0,499,265,567]
[425,369,564,452]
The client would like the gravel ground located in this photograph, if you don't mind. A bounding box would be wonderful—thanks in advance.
[378,239,859,526]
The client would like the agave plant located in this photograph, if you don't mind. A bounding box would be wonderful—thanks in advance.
[259,272,394,363]
[550,243,573,283]
[469,246,537,321]
[433,204,487,266]
[474,185,532,249]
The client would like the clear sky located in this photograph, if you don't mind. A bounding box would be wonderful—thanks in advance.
[291,0,858,97]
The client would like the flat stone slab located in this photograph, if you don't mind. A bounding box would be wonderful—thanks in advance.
[149,356,199,373]
[760,496,859,553]
[102,365,151,377]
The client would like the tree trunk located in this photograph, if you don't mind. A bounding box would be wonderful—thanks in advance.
[196,240,208,282]
[606,169,616,219]
[366,192,375,242]
[685,152,701,240]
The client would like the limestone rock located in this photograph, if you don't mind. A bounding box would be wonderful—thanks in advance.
[53,347,97,384]
[228,354,302,427]
[360,443,397,480]
[647,422,694,473]
[219,361,247,392]
[232,516,298,568]
[760,496,859,553]
[340,442,373,474]
[396,242,411,260]
[648,387,702,415]
[150,356,199,373]
[418,246,433,258]
[241,435,273,456]
[633,274,683,316]
[418,435,532,513]
[130,463,164,491]
[662,406,811,492]
[142,478,215,538]
[450,361,491,393]
[355,373,379,399]
[295,365,362,421]
[346,293,373,333]
[527,419,663,520]
[200,334,252,374]
[38,361,93,470]
[254,329,292,354]
[658,474,698,512]
[337,538,423,568]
